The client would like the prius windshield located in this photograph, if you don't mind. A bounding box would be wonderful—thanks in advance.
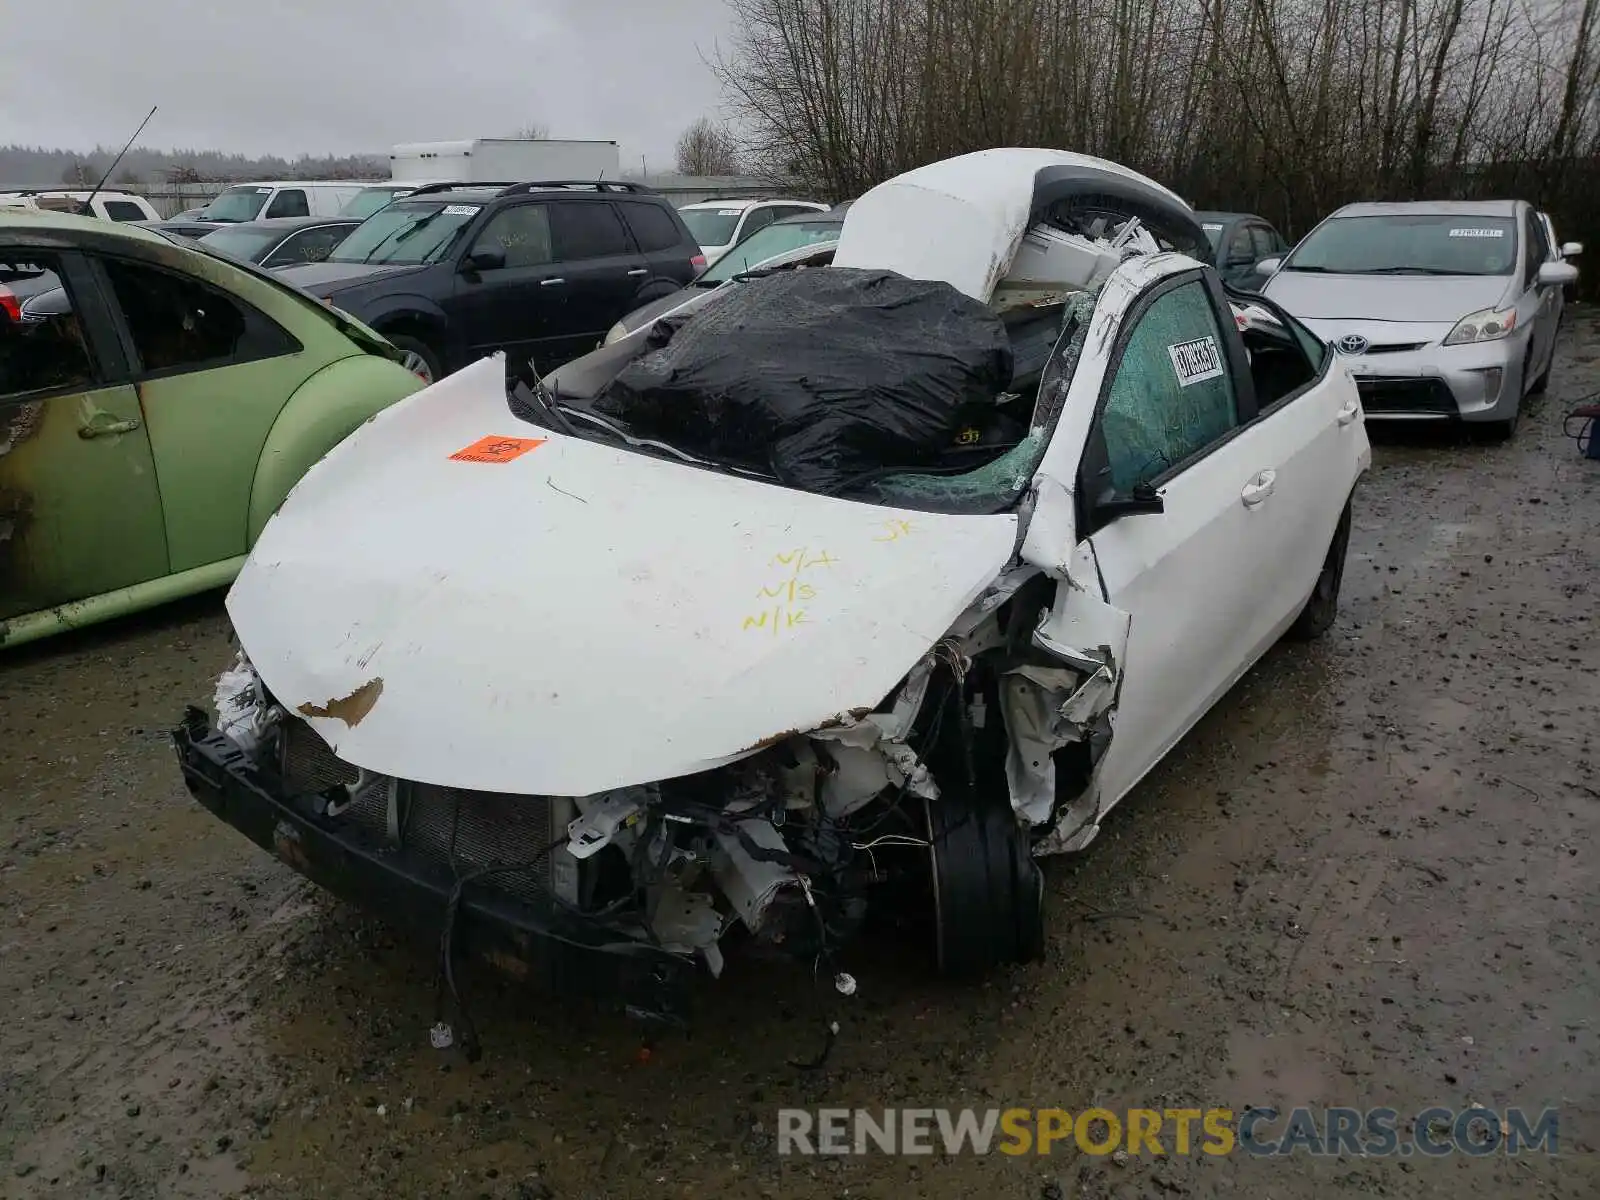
[200,186,271,223]
[327,200,481,266]
[1284,213,1517,276]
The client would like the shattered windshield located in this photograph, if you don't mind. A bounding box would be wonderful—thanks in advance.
[513,205,1157,515]
[517,271,1100,515]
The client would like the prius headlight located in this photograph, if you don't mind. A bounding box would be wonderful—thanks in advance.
[603,321,629,346]
[1444,305,1517,346]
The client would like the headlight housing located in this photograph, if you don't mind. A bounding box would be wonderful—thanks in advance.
[1443,305,1517,346]
[602,321,629,346]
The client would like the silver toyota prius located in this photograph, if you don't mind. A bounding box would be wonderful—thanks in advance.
[1257,200,1581,436]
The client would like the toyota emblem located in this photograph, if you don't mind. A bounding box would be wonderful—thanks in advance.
[1336,334,1369,355]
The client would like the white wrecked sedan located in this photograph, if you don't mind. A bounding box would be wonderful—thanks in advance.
[174,150,1370,1025]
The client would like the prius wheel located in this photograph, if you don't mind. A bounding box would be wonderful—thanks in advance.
[925,790,1044,977]
[388,335,440,384]
[1287,498,1353,642]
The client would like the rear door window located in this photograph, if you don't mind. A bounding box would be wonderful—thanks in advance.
[618,201,684,253]
[550,202,630,261]
[103,200,149,222]
[99,258,295,375]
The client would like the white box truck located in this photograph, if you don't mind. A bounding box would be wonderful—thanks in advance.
[389,139,621,184]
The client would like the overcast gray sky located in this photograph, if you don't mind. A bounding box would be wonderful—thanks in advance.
[0,0,735,168]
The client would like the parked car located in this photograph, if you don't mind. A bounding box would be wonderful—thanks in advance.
[193,181,367,223]
[273,180,706,382]
[1196,211,1291,289]
[1257,200,1580,436]
[676,197,830,265]
[339,185,417,219]
[604,207,846,343]
[174,148,1369,1020]
[197,217,360,269]
[0,190,161,222]
[0,209,426,648]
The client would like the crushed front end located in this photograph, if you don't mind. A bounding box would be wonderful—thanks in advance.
[173,634,1064,1021]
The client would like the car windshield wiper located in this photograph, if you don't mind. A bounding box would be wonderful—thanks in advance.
[1359,266,1471,276]
[1283,264,1337,273]
[353,211,442,263]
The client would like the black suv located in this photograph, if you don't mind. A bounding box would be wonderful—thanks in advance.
[273,180,705,381]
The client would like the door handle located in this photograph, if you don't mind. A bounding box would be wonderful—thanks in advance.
[78,413,142,439]
[1337,398,1361,426]
[1241,469,1277,507]
[541,277,566,287]
[626,268,649,277]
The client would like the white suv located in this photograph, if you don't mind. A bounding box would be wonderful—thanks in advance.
[676,197,829,265]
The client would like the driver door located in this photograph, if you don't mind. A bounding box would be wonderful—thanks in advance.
[0,248,167,623]
[1041,271,1294,815]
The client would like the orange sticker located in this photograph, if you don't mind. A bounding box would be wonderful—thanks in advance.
[449,435,547,463]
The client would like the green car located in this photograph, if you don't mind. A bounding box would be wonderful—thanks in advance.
[0,210,425,648]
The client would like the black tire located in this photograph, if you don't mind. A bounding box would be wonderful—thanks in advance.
[1529,366,1550,395]
[925,789,1044,977]
[1286,498,1353,642]
[385,334,441,384]
[1480,410,1519,442]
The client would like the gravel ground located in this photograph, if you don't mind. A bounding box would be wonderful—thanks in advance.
[2,315,1598,1200]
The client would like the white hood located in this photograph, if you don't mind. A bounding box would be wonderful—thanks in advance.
[228,358,1019,795]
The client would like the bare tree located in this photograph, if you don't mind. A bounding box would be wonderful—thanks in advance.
[514,122,551,140]
[675,117,741,175]
[715,0,1600,294]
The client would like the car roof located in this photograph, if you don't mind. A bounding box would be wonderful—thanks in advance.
[0,206,176,246]
[679,197,823,212]
[1332,199,1521,218]
[0,189,148,202]
[679,198,760,212]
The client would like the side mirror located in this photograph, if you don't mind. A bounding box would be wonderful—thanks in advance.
[1538,260,1579,286]
[1254,257,1282,277]
[461,247,505,273]
[1560,241,1583,258]
[1094,490,1165,523]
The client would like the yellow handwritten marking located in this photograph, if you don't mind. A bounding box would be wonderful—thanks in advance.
[744,548,832,634]
[873,519,916,543]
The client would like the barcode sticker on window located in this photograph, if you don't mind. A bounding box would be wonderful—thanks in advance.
[1168,335,1225,387]
[1448,228,1504,238]
[443,204,481,217]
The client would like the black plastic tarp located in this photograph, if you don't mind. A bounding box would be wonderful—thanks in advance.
[591,267,1014,493]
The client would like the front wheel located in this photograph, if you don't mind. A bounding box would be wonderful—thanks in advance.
[1286,498,1353,641]
[386,334,441,385]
